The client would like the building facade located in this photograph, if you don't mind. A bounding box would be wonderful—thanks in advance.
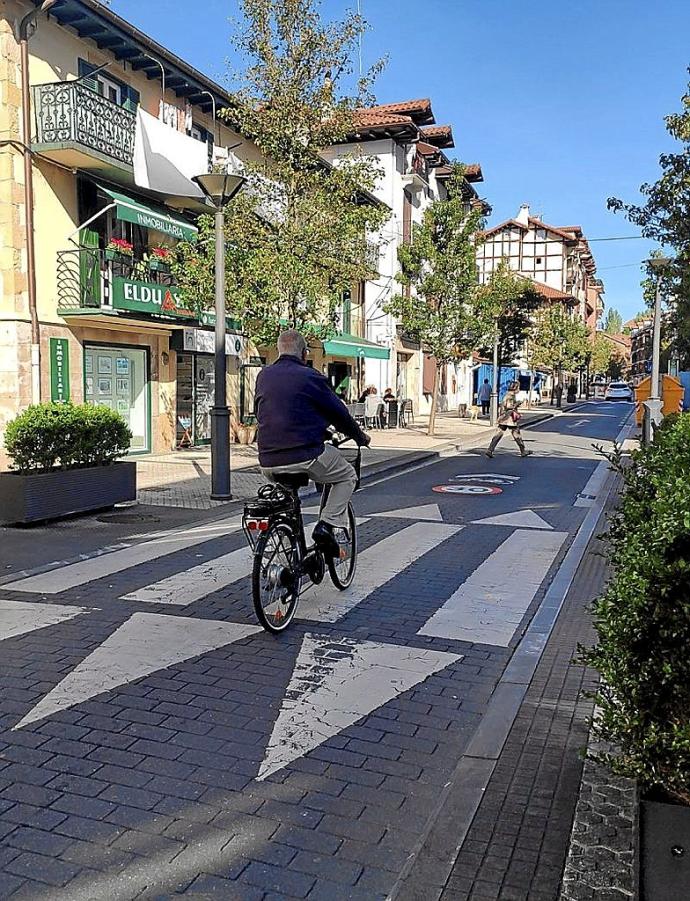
[0,0,386,466]
[323,99,485,416]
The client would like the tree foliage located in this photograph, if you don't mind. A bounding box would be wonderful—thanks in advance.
[608,71,690,364]
[172,0,388,346]
[590,333,613,376]
[529,304,590,376]
[384,166,490,434]
[603,307,623,334]
[477,259,543,368]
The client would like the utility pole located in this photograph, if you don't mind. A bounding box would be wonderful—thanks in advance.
[490,322,499,426]
[642,257,671,444]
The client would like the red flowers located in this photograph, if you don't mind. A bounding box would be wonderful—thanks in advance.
[106,238,133,255]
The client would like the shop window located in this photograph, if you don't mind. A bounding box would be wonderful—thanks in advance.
[84,345,149,452]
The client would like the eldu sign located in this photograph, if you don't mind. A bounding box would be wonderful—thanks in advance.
[111,277,195,321]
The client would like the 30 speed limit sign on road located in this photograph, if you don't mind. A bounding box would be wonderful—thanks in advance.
[433,484,503,495]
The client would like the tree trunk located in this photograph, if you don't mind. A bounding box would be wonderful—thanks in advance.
[428,363,440,437]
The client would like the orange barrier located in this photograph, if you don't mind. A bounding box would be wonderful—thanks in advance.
[634,375,684,425]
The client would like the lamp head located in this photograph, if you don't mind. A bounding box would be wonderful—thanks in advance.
[647,256,672,272]
[192,172,246,209]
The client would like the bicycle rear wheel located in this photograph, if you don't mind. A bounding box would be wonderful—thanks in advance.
[252,522,301,632]
[327,502,357,590]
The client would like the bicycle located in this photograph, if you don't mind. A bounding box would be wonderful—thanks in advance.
[242,437,362,633]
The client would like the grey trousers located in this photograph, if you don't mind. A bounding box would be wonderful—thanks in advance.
[262,444,356,529]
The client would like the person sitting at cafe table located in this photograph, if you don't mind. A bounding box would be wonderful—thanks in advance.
[383,388,395,402]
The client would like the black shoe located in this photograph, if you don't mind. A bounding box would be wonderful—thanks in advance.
[312,521,340,558]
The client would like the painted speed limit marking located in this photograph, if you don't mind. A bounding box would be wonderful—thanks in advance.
[433,484,503,495]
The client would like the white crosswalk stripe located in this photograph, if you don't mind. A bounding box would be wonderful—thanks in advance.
[298,522,462,623]
[4,520,242,595]
[418,529,567,645]
[122,545,253,606]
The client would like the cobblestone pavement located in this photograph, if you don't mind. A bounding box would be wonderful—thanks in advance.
[0,402,631,899]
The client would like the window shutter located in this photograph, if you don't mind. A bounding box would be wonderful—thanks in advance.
[78,58,101,95]
[123,85,140,113]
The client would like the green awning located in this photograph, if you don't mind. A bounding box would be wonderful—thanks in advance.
[323,333,390,360]
[99,186,197,242]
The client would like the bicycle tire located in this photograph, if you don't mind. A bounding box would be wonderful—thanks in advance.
[252,522,301,632]
[327,502,357,590]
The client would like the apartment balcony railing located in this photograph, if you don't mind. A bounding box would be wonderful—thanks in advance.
[33,81,136,170]
[57,247,177,312]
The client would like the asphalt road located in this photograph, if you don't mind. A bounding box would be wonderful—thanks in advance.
[0,400,632,900]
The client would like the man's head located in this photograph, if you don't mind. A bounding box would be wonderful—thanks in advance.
[277,330,308,361]
[483,379,489,385]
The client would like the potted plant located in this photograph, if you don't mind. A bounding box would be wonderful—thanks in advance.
[148,246,171,272]
[581,413,690,901]
[105,238,134,261]
[0,403,136,525]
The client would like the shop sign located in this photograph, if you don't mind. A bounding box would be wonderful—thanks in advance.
[49,337,70,403]
[182,328,245,357]
[111,277,195,321]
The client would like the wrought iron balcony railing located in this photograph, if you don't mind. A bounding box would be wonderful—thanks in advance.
[57,247,176,311]
[33,81,135,168]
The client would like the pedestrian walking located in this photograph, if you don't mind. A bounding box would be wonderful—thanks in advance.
[485,380,532,458]
[478,378,492,416]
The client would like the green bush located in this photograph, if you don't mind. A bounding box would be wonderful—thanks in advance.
[4,403,131,473]
[582,412,690,805]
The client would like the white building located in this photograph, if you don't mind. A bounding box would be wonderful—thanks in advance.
[323,99,485,417]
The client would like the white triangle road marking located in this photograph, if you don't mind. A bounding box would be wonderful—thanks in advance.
[14,614,261,729]
[373,503,443,522]
[0,599,90,643]
[298,521,462,623]
[257,634,461,780]
[471,509,553,530]
[418,529,567,646]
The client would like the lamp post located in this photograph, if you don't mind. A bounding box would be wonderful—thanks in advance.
[16,0,60,404]
[642,256,671,444]
[490,322,499,426]
[192,173,246,500]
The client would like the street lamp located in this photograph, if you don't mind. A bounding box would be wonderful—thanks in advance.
[17,0,60,404]
[192,173,246,500]
[642,256,672,444]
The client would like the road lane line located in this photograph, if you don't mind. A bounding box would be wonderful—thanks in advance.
[417,529,567,646]
[298,522,462,623]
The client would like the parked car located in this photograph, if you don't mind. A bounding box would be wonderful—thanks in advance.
[605,381,633,402]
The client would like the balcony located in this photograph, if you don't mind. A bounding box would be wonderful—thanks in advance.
[33,81,136,176]
[402,152,428,192]
[57,247,191,323]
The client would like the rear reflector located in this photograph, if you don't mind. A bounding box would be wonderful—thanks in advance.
[247,519,270,531]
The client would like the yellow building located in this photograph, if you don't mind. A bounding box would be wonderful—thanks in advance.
[0,0,389,468]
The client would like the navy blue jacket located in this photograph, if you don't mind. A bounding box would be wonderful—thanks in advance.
[255,355,368,467]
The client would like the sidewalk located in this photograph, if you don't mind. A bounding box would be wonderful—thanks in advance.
[136,407,566,510]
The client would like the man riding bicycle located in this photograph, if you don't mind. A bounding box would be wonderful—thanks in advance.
[255,330,370,557]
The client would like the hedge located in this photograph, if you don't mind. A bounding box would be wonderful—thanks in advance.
[4,403,131,473]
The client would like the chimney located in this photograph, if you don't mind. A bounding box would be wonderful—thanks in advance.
[516,203,530,226]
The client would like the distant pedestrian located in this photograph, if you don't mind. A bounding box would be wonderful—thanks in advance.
[486,381,532,458]
[478,379,492,416]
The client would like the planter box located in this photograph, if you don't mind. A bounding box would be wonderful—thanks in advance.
[640,797,690,900]
[0,462,136,525]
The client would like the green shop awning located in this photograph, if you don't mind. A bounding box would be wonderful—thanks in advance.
[323,333,390,360]
[100,186,197,243]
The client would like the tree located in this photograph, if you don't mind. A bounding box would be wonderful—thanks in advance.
[384,166,491,436]
[590,333,613,377]
[172,0,388,346]
[477,259,543,403]
[603,307,623,334]
[530,305,590,386]
[608,71,690,365]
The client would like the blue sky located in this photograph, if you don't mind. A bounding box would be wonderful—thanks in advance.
[112,0,689,323]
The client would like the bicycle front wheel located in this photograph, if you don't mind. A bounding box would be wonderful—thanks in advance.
[252,522,301,632]
[327,503,357,590]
